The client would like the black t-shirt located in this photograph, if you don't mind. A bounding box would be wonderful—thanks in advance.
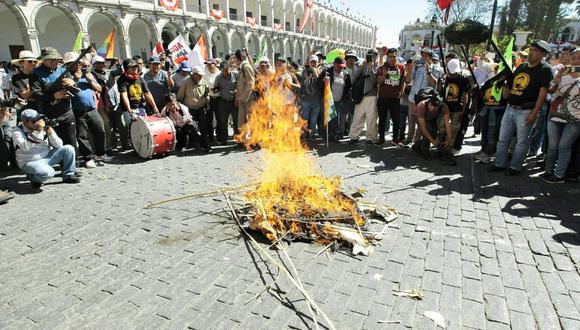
[508,62,553,107]
[117,75,150,112]
[480,79,507,107]
[11,72,36,110]
[443,75,470,112]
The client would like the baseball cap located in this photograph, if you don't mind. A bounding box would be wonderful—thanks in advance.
[345,51,358,60]
[276,57,287,63]
[308,55,318,63]
[92,55,106,64]
[21,109,43,122]
[447,59,462,74]
[333,56,346,68]
[420,48,433,57]
[178,61,192,72]
[530,40,551,53]
[432,53,440,61]
[122,58,138,70]
[191,66,204,75]
[205,58,217,65]
[149,56,161,64]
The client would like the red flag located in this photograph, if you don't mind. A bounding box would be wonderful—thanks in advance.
[159,0,179,11]
[437,0,454,10]
[246,16,257,27]
[151,41,164,57]
[210,8,224,20]
[298,0,314,33]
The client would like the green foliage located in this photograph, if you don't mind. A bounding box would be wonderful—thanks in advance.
[444,19,490,45]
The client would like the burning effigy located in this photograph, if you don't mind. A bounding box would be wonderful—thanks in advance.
[232,68,397,256]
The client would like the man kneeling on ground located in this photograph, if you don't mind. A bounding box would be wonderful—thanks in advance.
[12,109,80,188]
[412,96,457,166]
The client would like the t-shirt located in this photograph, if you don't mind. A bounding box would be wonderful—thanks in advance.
[480,79,507,107]
[11,72,36,110]
[117,75,150,112]
[331,70,345,102]
[378,63,405,99]
[143,70,169,110]
[71,77,96,111]
[508,62,553,107]
[550,75,580,123]
[443,75,470,112]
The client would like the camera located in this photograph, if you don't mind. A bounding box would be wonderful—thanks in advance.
[569,66,580,73]
[44,118,59,128]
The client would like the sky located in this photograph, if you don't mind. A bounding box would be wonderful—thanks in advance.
[338,0,431,47]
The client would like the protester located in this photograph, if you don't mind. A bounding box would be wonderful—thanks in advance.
[349,49,379,143]
[474,71,507,164]
[300,55,324,138]
[11,50,38,112]
[105,64,130,150]
[160,93,196,151]
[540,48,580,183]
[412,95,456,165]
[213,62,239,144]
[342,51,358,136]
[203,59,221,143]
[117,58,159,125]
[143,56,173,113]
[490,40,553,176]
[0,105,13,170]
[29,47,78,147]
[91,56,114,154]
[442,59,470,154]
[323,57,351,141]
[177,66,212,153]
[377,48,406,145]
[234,49,256,131]
[12,109,80,188]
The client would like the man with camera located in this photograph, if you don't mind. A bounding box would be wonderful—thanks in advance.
[29,48,78,148]
[349,49,379,144]
[12,109,80,188]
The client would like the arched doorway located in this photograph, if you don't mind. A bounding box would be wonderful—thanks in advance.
[210,28,227,59]
[187,27,203,50]
[247,33,260,59]
[295,40,303,65]
[161,22,180,51]
[285,39,293,61]
[128,17,155,59]
[35,5,80,53]
[273,38,284,59]
[230,30,244,54]
[0,3,28,59]
[294,2,303,33]
[87,11,123,59]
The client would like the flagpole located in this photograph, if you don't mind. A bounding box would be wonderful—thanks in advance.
[326,124,329,148]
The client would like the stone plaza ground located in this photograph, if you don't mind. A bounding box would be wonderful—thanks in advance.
[1,135,579,329]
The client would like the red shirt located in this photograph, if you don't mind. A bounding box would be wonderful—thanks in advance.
[378,63,406,99]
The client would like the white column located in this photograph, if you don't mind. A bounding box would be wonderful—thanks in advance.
[205,0,210,17]
[282,3,286,31]
[181,0,187,15]
[270,0,275,28]
[26,28,41,56]
[292,6,296,33]
[226,0,230,22]
[243,0,247,25]
[257,0,261,26]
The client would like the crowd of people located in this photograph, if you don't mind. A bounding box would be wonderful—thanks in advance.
[0,38,578,198]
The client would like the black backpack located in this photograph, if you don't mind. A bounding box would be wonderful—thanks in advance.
[414,87,439,104]
[351,74,365,104]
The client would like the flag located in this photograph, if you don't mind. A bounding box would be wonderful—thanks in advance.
[437,0,455,23]
[159,0,180,11]
[151,40,164,58]
[210,8,224,20]
[323,80,337,127]
[72,31,84,52]
[491,36,514,102]
[97,28,116,58]
[187,34,208,71]
[298,0,314,33]
[246,17,257,27]
[255,38,268,62]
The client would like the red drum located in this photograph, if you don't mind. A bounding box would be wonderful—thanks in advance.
[131,116,176,158]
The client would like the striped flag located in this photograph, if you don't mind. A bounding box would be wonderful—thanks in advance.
[151,41,164,57]
[187,34,208,71]
[323,80,337,127]
[298,0,314,33]
[72,31,84,52]
[255,38,267,62]
[97,28,116,58]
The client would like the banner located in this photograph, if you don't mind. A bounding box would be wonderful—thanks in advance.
[151,41,164,58]
[323,80,336,127]
[187,34,208,72]
[160,0,179,11]
[72,31,84,52]
[168,34,191,65]
[97,28,116,58]
[298,0,315,33]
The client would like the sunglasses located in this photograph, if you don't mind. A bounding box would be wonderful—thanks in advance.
[24,60,37,64]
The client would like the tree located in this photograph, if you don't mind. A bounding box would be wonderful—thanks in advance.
[425,0,494,25]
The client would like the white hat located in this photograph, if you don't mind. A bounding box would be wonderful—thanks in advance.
[92,55,106,64]
[11,50,37,65]
[308,55,318,63]
[447,59,461,74]
[63,52,79,64]
[258,56,270,65]
[191,66,204,75]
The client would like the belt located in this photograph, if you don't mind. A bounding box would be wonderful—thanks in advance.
[509,102,535,110]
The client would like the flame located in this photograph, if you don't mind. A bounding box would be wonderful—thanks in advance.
[237,69,364,244]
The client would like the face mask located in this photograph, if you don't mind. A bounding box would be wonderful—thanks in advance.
[124,70,139,80]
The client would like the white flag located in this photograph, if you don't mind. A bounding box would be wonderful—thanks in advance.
[167,34,191,65]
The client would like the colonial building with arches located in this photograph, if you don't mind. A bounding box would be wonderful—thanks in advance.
[0,0,376,64]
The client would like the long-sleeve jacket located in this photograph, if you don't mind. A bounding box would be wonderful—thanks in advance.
[350,63,378,96]
[236,61,255,103]
[177,77,209,110]
[12,125,63,168]
[29,65,73,118]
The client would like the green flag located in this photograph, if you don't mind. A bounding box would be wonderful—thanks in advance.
[72,31,84,52]
[255,39,267,62]
[491,37,514,102]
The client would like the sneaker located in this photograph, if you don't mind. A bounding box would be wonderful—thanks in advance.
[85,159,97,168]
[74,169,83,177]
[98,154,114,162]
[539,172,553,179]
[543,175,565,184]
[488,165,505,172]
[504,168,520,176]
[62,175,81,184]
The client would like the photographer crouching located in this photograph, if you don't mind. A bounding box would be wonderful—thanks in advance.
[12,109,80,189]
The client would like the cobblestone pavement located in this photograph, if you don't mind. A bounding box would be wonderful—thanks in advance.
[1,135,579,329]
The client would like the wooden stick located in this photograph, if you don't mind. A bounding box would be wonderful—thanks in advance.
[313,242,335,259]
[144,183,258,209]
[222,191,336,330]
[244,272,281,305]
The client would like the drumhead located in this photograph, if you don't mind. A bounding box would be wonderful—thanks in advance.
[130,117,154,158]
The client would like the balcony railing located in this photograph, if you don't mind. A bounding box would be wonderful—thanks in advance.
[229,14,238,20]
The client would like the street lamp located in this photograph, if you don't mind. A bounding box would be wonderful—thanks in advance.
[430,14,437,48]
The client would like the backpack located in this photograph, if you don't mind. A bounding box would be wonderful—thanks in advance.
[414,87,439,104]
[351,74,365,104]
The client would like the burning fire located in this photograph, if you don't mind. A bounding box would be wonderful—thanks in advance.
[236,71,365,245]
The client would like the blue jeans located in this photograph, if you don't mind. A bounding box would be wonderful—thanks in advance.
[21,145,76,183]
[528,104,548,155]
[300,100,321,135]
[479,105,505,155]
[494,105,533,171]
[545,120,580,178]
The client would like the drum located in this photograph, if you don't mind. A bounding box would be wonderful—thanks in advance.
[130,116,176,158]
